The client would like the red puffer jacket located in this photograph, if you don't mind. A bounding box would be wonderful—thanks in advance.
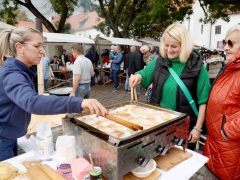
[203,53,240,180]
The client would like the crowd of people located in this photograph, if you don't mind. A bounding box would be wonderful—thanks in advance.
[0,22,239,179]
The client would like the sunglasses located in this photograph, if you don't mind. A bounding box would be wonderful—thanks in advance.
[222,39,234,48]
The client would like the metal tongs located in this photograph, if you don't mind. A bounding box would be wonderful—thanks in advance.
[131,86,138,102]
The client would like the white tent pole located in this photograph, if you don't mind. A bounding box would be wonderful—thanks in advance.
[36,18,44,94]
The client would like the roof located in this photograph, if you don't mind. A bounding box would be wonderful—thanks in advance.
[43,32,95,44]
[17,21,48,32]
[0,21,15,30]
[138,38,160,47]
[98,36,142,46]
[51,11,104,31]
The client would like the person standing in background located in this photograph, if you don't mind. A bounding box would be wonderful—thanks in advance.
[70,43,94,98]
[59,49,69,66]
[0,27,107,161]
[124,46,136,92]
[128,46,144,95]
[111,45,123,92]
[140,45,153,65]
[42,53,50,92]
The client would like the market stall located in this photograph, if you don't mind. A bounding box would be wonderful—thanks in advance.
[138,38,160,47]
[41,32,95,91]
[94,35,142,85]
[0,21,15,31]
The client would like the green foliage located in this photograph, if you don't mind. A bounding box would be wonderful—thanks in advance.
[96,0,193,38]
[49,0,79,17]
[199,0,240,23]
[0,0,18,25]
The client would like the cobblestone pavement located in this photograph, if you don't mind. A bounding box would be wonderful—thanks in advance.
[89,83,146,105]
[89,83,207,180]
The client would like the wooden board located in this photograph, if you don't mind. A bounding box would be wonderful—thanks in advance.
[154,147,192,171]
[123,170,161,180]
[28,114,65,133]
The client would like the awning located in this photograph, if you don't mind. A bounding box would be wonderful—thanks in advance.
[98,36,142,46]
[138,38,160,47]
[0,21,15,30]
[43,32,95,44]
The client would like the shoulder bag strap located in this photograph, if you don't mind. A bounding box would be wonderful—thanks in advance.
[168,67,199,116]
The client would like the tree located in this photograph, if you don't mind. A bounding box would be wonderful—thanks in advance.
[199,0,240,23]
[0,0,18,25]
[0,0,80,33]
[96,0,193,39]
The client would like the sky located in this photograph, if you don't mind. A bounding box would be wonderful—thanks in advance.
[21,0,90,21]
[21,0,57,21]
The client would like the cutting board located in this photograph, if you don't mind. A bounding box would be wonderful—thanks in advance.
[154,147,192,171]
[102,170,160,180]
[124,170,161,180]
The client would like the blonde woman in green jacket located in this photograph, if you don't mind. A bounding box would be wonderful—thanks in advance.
[129,23,210,150]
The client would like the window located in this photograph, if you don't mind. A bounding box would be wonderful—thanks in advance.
[201,25,204,34]
[215,25,221,34]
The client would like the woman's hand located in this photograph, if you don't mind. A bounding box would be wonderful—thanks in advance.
[81,99,108,116]
[129,74,142,88]
[188,128,201,143]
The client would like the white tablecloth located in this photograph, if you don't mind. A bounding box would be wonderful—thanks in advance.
[5,146,208,179]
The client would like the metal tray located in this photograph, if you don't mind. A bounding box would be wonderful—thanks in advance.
[64,101,187,146]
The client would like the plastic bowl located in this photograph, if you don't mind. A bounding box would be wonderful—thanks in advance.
[131,159,156,178]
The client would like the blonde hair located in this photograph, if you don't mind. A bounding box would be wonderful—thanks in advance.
[0,27,41,66]
[225,24,240,38]
[160,23,193,63]
[71,43,84,55]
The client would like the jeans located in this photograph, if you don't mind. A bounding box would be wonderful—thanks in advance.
[125,74,130,91]
[75,83,91,98]
[112,69,120,89]
[0,138,18,161]
[44,79,48,91]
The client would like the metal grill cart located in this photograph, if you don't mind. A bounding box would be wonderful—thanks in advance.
[63,101,190,180]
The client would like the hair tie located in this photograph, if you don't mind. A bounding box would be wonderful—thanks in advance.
[8,29,13,41]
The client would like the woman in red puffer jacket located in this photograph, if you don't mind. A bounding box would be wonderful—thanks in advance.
[203,24,240,180]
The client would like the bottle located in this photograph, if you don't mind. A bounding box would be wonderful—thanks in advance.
[89,166,102,180]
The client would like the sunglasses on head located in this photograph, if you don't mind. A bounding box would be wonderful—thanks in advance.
[222,39,233,48]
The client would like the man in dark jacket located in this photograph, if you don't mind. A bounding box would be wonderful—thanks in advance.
[128,47,144,95]
[124,46,136,92]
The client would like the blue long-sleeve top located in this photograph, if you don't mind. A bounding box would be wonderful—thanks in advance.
[111,51,123,70]
[0,58,83,139]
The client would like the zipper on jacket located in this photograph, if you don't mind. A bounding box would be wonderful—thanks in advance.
[221,114,228,141]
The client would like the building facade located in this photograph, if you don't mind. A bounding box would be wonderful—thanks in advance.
[183,0,240,50]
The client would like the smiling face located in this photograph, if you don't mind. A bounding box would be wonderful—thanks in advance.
[224,31,240,62]
[164,34,181,59]
[15,33,45,67]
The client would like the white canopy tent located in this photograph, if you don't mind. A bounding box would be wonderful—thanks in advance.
[42,32,95,59]
[98,36,142,46]
[43,32,95,44]
[0,21,15,31]
[138,38,160,47]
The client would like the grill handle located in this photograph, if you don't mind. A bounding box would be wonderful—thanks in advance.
[137,156,149,167]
